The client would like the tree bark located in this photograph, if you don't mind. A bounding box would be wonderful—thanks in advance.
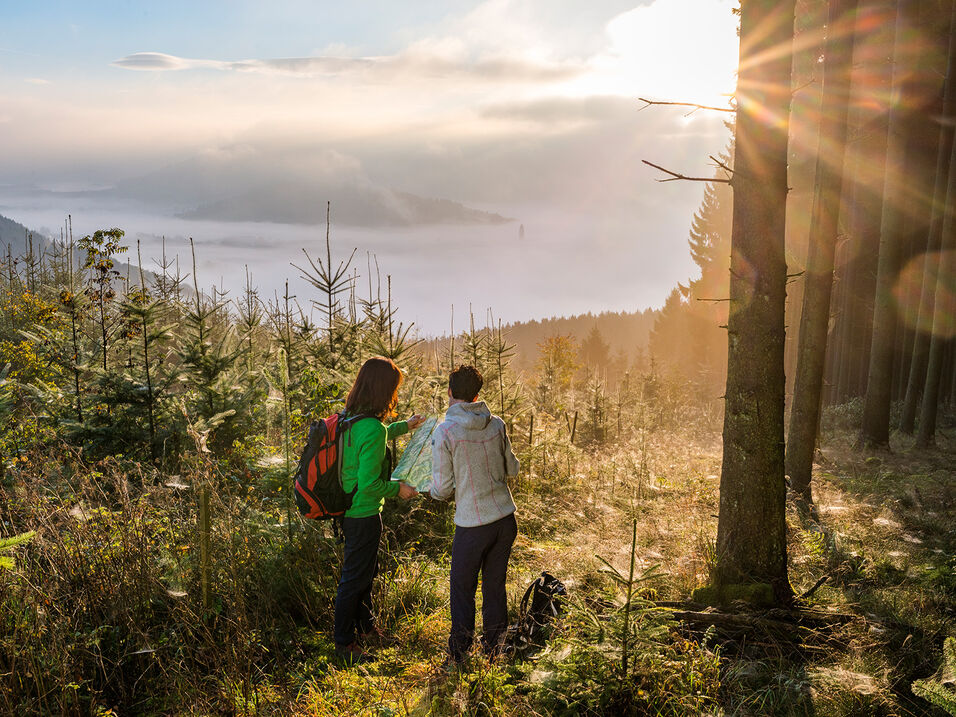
[948,342,956,405]
[916,112,956,446]
[786,0,858,503]
[861,0,916,448]
[900,3,956,434]
[715,0,796,603]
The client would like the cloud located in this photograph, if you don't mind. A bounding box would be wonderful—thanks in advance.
[202,234,284,250]
[480,95,635,125]
[23,77,51,85]
[111,52,194,71]
[112,50,582,83]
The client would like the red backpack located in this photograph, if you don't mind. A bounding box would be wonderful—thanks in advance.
[293,413,368,520]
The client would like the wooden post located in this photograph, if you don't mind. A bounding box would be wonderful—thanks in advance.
[279,347,294,544]
[199,486,211,614]
[617,378,624,438]
[621,519,637,675]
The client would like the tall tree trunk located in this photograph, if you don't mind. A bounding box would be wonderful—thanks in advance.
[836,102,889,405]
[900,3,956,434]
[948,342,956,405]
[916,101,956,446]
[861,0,914,447]
[714,0,796,604]
[786,0,857,504]
[832,148,872,405]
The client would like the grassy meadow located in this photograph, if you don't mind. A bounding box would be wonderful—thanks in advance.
[0,236,954,716]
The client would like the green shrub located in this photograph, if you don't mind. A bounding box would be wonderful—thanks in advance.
[531,600,720,716]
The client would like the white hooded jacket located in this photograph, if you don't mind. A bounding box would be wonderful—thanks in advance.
[430,401,519,527]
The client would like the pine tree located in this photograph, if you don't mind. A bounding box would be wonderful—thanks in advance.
[532,335,579,416]
[58,231,87,422]
[580,326,611,372]
[179,240,250,454]
[648,144,733,389]
[293,202,357,370]
[78,228,127,373]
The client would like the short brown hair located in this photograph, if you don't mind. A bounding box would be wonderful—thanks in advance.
[449,365,483,401]
[345,357,403,419]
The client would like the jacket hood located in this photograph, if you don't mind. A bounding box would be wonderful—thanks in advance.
[445,401,492,430]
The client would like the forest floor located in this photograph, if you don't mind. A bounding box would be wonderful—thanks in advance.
[325,425,956,717]
[2,418,954,716]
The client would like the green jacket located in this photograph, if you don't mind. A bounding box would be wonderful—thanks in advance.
[341,416,409,518]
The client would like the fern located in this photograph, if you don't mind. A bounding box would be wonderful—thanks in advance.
[0,363,13,424]
[912,637,956,715]
[0,530,35,570]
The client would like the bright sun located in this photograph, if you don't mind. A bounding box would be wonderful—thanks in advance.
[560,0,739,109]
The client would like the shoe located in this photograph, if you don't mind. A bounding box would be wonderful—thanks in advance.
[438,655,463,675]
[482,650,502,664]
[335,641,373,666]
[357,624,386,644]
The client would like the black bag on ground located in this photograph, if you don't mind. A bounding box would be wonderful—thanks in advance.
[502,571,567,660]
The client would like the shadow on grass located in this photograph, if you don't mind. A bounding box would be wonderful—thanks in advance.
[803,432,955,716]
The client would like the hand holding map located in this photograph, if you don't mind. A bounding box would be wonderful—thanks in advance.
[391,416,439,493]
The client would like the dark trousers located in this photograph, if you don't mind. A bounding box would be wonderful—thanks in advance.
[449,512,518,661]
[334,514,382,647]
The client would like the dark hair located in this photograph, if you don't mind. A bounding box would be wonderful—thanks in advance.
[449,365,483,401]
[345,357,403,419]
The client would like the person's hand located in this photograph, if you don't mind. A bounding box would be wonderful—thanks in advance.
[406,414,425,430]
[398,482,418,500]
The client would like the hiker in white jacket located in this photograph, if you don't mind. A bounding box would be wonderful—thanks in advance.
[431,365,520,664]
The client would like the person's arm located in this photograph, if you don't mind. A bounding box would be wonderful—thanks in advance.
[502,423,520,477]
[430,427,455,501]
[385,420,409,440]
[355,421,401,500]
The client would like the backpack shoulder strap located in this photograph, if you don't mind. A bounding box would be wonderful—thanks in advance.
[337,427,346,487]
[518,578,538,617]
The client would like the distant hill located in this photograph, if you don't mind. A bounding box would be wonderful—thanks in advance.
[104,150,514,228]
[179,181,512,227]
[0,211,165,289]
[0,213,46,254]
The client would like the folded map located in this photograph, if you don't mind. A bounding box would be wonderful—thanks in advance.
[390,416,439,492]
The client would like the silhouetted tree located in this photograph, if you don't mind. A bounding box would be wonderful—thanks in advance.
[861,0,918,447]
[917,9,956,447]
[900,3,956,434]
[786,0,857,503]
[579,325,611,371]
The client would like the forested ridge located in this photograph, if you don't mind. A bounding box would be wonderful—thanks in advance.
[2,0,956,714]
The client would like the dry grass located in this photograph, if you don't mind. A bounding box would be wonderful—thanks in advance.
[1,415,953,716]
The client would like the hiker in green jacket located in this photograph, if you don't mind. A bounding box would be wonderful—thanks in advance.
[334,356,423,664]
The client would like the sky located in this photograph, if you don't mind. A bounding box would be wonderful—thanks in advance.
[0,0,739,335]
